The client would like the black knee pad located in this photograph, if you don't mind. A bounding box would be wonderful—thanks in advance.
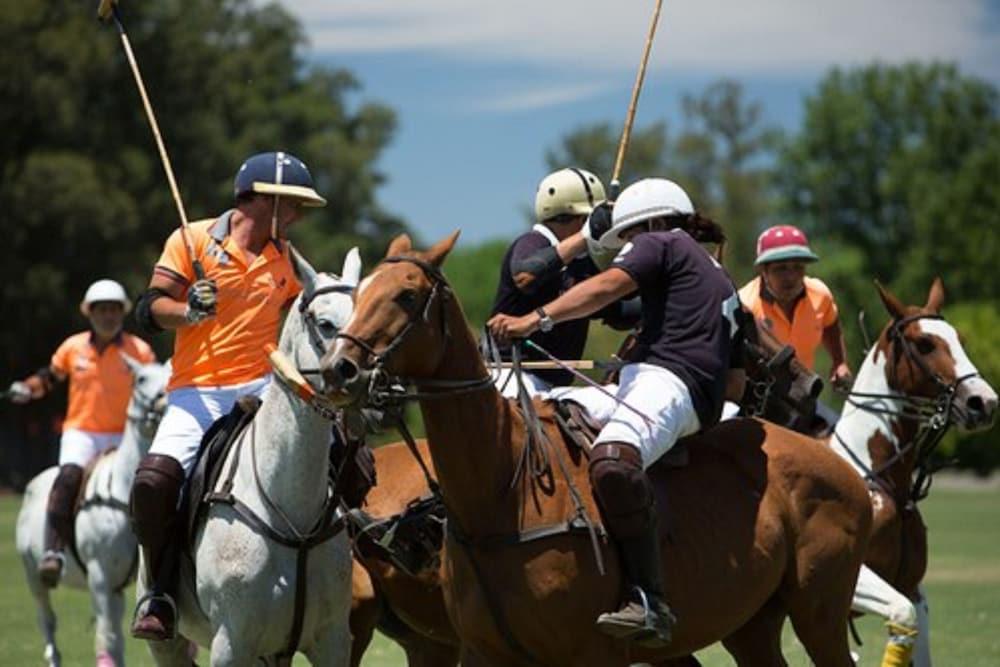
[588,443,654,539]
[47,464,84,517]
[130,454,185,547]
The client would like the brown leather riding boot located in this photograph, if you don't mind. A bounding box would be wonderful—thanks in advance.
[589,442,676,648]
[40,464,84,588]
[129,454,185,641]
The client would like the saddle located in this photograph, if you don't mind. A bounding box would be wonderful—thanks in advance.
[75,446,123,513]
[184,395,262,540]
[549,399,690,469]
[349,494,446,577]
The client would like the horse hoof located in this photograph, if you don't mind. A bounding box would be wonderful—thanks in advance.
[95,650,116,667]
[44,644,61,667]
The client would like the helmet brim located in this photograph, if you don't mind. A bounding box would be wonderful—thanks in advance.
[598,205,689,250]
[80,298,132,317]
[755,246,819,266]
[253,182,327,207]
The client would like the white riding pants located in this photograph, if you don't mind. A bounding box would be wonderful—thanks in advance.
[493,368,552,400]
[552,363,701,469]
[148,375,271,474]
[59,429,123,467]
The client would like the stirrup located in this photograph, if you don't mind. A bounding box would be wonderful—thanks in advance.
[132,590,179,640]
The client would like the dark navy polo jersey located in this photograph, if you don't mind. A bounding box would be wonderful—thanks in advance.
[490,226,602,385]
[612,229,744,426]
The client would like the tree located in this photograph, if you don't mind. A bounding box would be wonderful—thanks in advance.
[778,63,999,302]
[0,0,406,487]
[544,80,780,284]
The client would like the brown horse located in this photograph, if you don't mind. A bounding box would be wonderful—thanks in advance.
[826,279,997,665]
[326,233,872,666]
[347,318,828,666]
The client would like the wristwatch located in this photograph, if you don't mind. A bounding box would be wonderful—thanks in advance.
[535,307,555,333]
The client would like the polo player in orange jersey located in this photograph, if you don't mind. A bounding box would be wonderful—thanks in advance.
[8,280,156,587]
[128,151,326,641]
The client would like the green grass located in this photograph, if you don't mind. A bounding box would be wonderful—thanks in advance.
[1,489,997,665]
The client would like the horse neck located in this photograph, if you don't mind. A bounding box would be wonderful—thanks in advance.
[832,346,919,496]
[109,408,150,501]
[417,301,518,535]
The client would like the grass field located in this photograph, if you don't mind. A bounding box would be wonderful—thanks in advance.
[1,487,998,665]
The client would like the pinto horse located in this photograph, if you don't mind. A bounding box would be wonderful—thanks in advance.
[324,233,872,667]
[829,279,997,665]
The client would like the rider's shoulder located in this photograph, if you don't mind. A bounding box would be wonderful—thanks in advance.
[803,276,837,306]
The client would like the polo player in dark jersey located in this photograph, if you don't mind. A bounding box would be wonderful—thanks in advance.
[489,167,638,396]
[489,178,746,648]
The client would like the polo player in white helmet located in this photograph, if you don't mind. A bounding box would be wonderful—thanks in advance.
[490,178,747,648]
[8,279,156,587]
[487,167,640,397]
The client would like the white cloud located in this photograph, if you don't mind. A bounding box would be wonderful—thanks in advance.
[462,82,615,113]
[284,0,998,79]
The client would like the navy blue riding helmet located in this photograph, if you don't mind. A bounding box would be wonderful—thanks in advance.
[233,151,327,207]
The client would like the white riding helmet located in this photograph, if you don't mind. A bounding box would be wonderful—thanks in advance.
[80,279,132,316]
[599,178,694,250]
[534,168,606,223]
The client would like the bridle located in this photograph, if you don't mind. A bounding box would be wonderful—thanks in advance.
[126,382,167,437]
[333,256,493,407]
[299,277,356,371]
[835,313,979,501]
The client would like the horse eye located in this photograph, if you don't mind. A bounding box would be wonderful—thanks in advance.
[916,336,936,355]
[317,319,338,336]
[397,289,418,309]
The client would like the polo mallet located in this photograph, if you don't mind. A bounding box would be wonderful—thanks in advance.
[609,0,664,200]
[97,0,205,280]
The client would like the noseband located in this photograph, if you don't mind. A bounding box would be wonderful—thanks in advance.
[334,256,493,405]
[838,313,979,500]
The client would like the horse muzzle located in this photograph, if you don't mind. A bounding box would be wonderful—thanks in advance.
[321,354,371,407]
[954,380,998,433]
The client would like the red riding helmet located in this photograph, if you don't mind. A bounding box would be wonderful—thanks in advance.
[754,225,819,266]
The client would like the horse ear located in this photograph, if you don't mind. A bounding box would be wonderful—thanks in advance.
[120,352,141,375]
[875,279,906,320]
[386,234,412,257]
[925,277,945,314]
[289,244,318,297]
[341,247,362,287]
[425,230,461,267]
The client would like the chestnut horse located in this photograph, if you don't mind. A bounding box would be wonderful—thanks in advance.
[830,279,997,665]
[347,319,828,667]
[327,233,871,666]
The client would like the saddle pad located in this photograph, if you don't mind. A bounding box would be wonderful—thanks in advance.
[184,395,262,539]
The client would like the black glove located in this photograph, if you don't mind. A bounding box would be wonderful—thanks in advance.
[185,279,218,323]
[586,201,614,243]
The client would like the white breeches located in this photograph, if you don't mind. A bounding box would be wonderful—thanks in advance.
[550,363,701,469]
[58,429,123,467]
[493,368,552,399]
[148,375,271,474]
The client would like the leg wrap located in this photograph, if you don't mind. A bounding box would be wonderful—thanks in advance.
[589,443,653,540]
[130,454,185,586]
[45,464,83,551]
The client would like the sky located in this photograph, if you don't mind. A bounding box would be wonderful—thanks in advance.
[278,0,1000,246]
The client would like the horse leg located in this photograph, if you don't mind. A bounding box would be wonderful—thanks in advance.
[87,565,125,667]
[349,563,379,667]
[398,635,461,667]
[851,565,919,667]
[720,596,788,667]
[24,564,61,667]
[911,585,931,667]
[144,635,198,667]
[786,563,857,667]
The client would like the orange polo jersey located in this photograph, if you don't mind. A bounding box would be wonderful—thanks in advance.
[51,332,156,433]
[154,212,301,391]
[739,276,839,370]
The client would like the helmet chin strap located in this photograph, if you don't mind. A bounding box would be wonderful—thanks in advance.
[270,194,282,240]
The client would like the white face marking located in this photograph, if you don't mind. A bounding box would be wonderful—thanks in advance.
[356,275,375,298]
[919,318,998,406]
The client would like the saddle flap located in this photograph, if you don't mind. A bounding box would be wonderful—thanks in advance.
[184,395,262,539]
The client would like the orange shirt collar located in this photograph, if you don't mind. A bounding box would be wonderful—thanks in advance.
[210,209,285,264]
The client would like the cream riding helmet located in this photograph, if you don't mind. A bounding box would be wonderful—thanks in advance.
[80,279,132,316]
[599,178,694,250]
[534,168,606,223]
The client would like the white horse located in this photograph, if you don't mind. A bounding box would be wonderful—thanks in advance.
[16,357,171,667]
[140,248,361,667]
[831,279,997,666]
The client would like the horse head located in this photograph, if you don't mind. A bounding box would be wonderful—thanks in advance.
[872,278,997,433]
[120,353,170,440]
[321,232,463,405]
[283,245,361,385]
[741,313,826,434]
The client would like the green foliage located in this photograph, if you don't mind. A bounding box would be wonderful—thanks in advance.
[545,80,780,285]
[778,63,999,302]
[0,0,403,367]
[935,303,1000,474]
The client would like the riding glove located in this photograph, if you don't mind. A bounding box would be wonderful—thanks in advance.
[185,279,218,323]
[7,381,32,404]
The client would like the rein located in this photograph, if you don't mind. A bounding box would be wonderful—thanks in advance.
[834,313,979,501]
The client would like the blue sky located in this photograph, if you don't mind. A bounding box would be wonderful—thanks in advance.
[280,0,1000,246]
